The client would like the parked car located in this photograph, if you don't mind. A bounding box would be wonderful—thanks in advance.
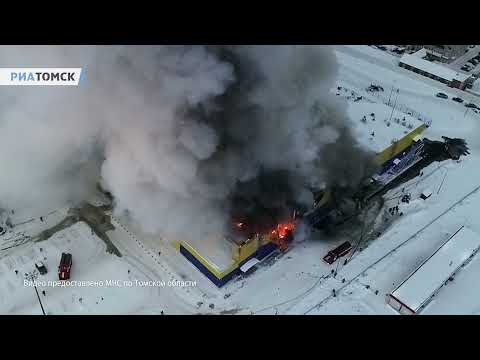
[452,97,464,103]
[367,84,384,92]
[35,261,48,275]
[420,189,433,200]
[465,103,479,109]
[323,241,353,265]
[436,92,448,99]
[392,47,405,55]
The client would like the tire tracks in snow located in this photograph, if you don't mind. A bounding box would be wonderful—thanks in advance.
[107,216,206,313]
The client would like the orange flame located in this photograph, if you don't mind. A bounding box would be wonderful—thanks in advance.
[266,220,296,251]
[277,222,295,239]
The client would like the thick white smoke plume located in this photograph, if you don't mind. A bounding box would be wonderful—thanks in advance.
[0,45,374,242]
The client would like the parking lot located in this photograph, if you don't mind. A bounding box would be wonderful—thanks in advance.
[448,45,480,76]
[370,45,407,58]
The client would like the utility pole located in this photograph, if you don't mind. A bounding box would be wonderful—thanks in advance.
[387,81,397,106]
[389,89,400,122]
[388,86,394,106]
[25,271,46,315]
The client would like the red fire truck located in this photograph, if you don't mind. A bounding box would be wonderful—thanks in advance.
[58,253,72,280]
[323,241,352,265]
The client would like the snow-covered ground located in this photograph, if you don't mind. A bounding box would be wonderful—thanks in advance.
[1,45,480,315]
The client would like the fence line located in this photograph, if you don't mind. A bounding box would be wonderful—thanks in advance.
[367,90,433,127]
[336,82,433,127]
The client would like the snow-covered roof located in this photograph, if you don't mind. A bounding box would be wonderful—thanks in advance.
[399,50,470,83]
[391,227,480,313]
[181,237,233,272]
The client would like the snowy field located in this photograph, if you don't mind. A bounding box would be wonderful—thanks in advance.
[1,45,479,315]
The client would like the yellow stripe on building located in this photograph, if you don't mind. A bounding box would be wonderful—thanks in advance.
[232,237,259,263]
[375,124,426,165]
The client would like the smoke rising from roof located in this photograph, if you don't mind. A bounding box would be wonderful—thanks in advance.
[0,45,375,242]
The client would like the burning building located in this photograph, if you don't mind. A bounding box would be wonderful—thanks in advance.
[0,46,454,287]
[175,210,296,287]
[174,123,418,287]
[176,118,470,288]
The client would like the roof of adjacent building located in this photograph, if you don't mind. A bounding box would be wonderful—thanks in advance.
[391,227,480,313]
[399,49,470,83]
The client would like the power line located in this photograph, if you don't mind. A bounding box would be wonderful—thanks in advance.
[437,170,448,195]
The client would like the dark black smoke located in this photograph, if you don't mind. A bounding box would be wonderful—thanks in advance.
[177,45,377,237]
[0,45,376,245]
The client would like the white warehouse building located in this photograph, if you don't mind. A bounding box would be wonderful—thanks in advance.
[399,49,471,90]
[387,226,480,315]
